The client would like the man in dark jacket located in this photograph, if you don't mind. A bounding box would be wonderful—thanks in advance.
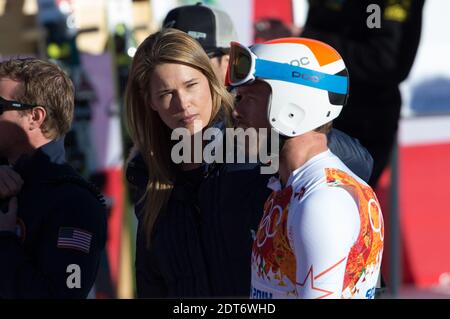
[0,58,106,298]
[301,0,425,186]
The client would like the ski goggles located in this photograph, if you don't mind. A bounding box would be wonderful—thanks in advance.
[0,96,37,115]
[228,41,348,94]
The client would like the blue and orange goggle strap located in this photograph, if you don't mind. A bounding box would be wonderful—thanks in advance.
[228,40,348,95]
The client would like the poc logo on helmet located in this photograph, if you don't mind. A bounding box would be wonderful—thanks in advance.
[290,57,310,67]
[291,71,320,83]
[290,57,319,82]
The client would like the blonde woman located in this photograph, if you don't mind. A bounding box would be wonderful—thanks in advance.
[125,28,234,297]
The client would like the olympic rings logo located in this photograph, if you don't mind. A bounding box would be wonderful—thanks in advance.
[256,198,283,248]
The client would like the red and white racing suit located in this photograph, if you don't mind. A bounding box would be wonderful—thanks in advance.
[251,150,384,299]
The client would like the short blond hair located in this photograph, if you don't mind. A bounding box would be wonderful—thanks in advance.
[0,58,74,138]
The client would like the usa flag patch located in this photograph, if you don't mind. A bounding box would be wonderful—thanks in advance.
[57,227,92,253]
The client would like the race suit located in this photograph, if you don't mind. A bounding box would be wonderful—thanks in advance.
[251,150,384,299]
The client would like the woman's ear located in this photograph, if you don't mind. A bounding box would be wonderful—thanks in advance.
[149,102,157,111]
[28,106,46,131]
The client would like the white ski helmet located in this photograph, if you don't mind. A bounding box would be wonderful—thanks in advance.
[228,38,349,137]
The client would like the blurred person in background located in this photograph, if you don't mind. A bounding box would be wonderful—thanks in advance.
[254,17,300,43]
[301,0,425,187]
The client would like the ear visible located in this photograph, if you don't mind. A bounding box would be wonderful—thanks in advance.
[28,106,47,131]
[221,54,230,66]
[149,101,158,112]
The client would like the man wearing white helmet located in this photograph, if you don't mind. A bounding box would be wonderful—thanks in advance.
[229,38,384,299]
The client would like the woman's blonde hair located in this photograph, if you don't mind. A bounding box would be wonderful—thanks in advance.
[125,28,234,246]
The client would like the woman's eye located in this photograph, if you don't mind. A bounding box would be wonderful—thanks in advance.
[235,94,242,103]
[159,92,172,99]
[187,82,198,88]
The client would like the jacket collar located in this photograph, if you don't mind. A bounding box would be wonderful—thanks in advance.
[14,138,66,181]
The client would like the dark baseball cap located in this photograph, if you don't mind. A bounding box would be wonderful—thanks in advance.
[162,3,238,55]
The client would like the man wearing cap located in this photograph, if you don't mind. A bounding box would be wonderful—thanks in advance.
[162,2,237,84]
